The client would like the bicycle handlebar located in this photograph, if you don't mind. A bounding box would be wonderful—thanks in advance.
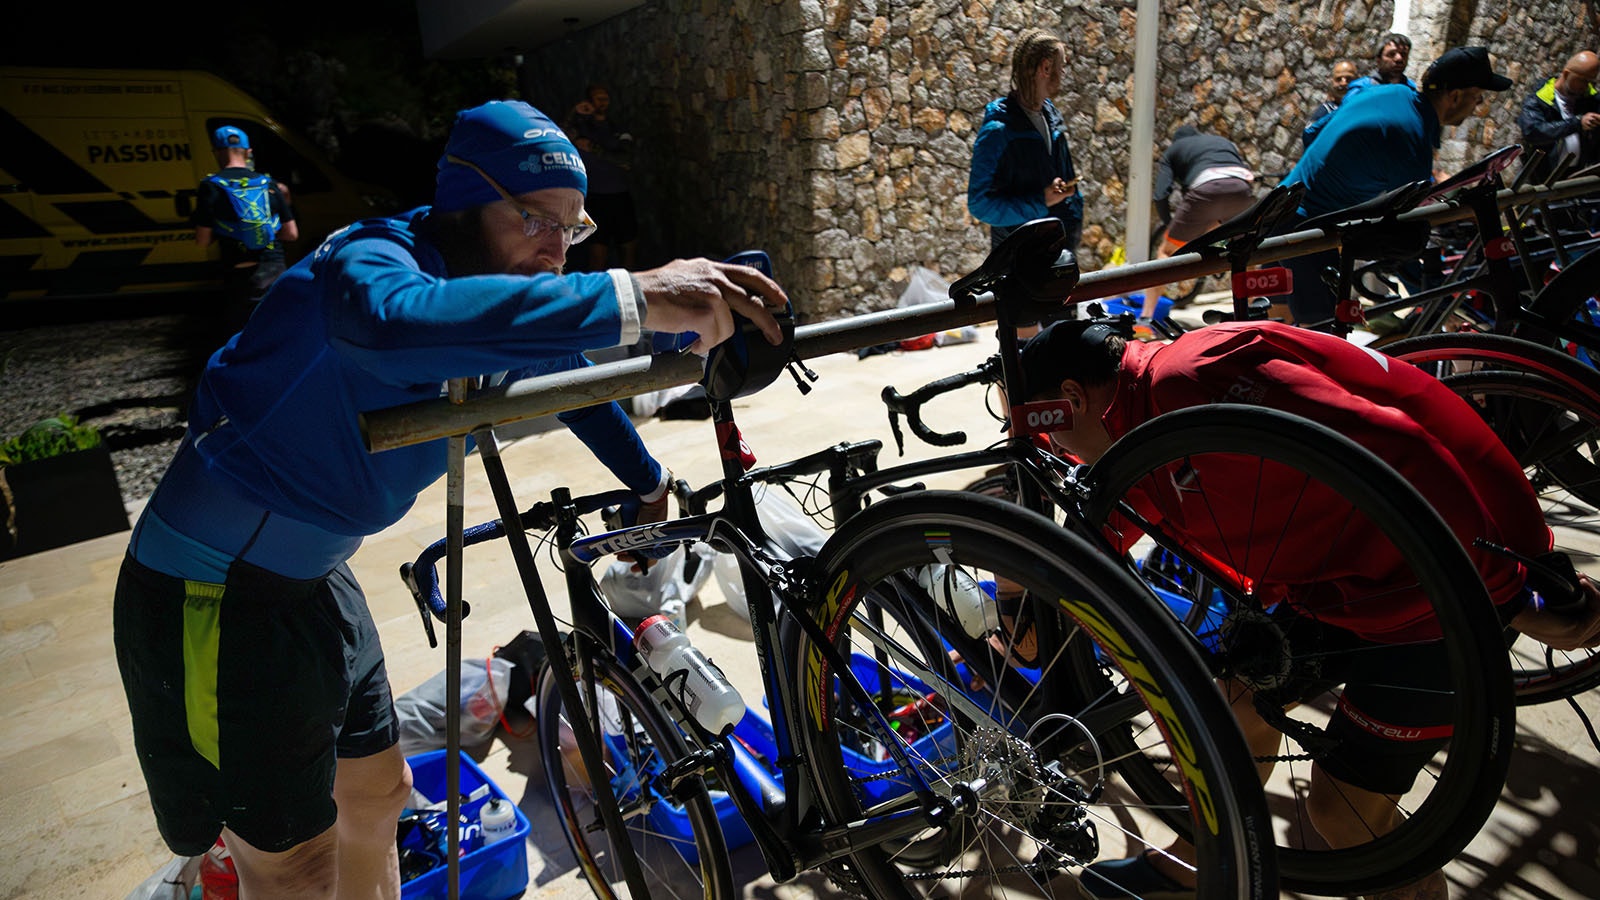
[681,440,884,514]
[401,490,640,631]
[881,356,1002,455]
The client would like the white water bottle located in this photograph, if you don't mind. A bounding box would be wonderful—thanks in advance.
[478,797,517,845]
[634,614,746,734]
[918,564,1000,638]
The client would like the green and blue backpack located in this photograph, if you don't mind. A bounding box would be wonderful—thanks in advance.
[206,173,280,250]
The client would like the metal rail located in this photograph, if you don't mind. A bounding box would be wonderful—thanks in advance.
[362,175,1600,452]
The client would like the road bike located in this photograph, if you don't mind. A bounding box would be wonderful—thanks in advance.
[401,246,1277,899]
[870,220,1516,896]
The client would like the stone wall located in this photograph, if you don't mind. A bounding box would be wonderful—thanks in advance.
[1426,0,1598,174]
[521,0,1593,321]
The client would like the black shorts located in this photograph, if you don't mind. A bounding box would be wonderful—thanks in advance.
[1255,608,1453,796]
[1167,177,1256,243]
[114,556,397,855]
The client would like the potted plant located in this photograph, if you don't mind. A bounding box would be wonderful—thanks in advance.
[0,415,129,560]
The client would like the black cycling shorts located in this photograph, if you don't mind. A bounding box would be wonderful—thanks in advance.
[114,556,397,856]
[1258,608,1453,796]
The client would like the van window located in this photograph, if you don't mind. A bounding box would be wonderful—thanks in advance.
[206,118,333,195]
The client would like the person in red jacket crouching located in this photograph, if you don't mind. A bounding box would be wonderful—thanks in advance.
[1019,318,1600,900]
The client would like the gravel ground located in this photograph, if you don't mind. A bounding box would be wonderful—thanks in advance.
[1,300,219,506]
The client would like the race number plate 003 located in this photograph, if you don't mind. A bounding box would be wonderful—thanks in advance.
[1231,266,1293,298]
[1484,236,1517,260]
[1011,400,1075,437]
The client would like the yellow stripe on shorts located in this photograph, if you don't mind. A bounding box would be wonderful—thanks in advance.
[182,580,225,769]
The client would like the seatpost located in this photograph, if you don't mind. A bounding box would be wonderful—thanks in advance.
[990,280,1057,521]
[1458,174,1525,335]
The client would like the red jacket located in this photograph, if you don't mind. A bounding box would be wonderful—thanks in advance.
[1103,322,1549,642]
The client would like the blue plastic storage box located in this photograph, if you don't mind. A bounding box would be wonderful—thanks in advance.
[1099,293,1174,320]
[401,750,530,900]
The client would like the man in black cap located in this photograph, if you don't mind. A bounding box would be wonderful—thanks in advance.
[1278,46,1513,329]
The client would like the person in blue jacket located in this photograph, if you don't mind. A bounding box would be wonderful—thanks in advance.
[1302,34,1418,150]
[1277,46,1510,330]
[112,100,786,898]
[968,27,1083,256]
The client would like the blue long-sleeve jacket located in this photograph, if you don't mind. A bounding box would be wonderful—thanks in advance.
[967,96,1083,231]
[166,208,658,550]
[1283,85,1440,220]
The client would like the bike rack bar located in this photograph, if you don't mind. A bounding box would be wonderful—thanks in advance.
[361,176,1600,453]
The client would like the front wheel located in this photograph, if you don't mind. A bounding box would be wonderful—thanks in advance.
[791,490,1277,899]
[537,647,734,900]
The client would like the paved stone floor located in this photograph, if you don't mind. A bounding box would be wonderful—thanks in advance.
[2,301,1597,898]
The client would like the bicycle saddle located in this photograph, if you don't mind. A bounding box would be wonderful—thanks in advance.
[949,217,1080,308]
[1423,144,1521,203]
[1300,181,1433,262]
[1298,180,1433,232]
[1177,183,1306,257]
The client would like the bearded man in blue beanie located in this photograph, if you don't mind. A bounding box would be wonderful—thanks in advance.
[113,100,786,898]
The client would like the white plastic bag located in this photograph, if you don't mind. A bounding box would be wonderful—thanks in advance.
[395,657,514,756]
[123,856,197,900]
[631,383,700,418]
[599,542,718,623]
[715,490,830,622]
[897,266,950,308]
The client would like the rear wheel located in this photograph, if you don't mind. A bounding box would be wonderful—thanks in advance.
[1080,406,1514,895]
[1430,368,1600,704]
[792,490,1277,900]
[1517,243,1600,363]
[1383,334,1600,703]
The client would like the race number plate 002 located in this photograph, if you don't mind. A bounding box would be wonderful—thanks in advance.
[1231,266,1293,298]
[1011,400,1075,437]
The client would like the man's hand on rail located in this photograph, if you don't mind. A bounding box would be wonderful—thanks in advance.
[636,258,789,354]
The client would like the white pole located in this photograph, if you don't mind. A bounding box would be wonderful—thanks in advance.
[1125,0,1160,263]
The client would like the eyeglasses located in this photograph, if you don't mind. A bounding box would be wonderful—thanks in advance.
[445,155,596,245]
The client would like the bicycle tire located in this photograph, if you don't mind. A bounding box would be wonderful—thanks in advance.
[537,649,735,900]
[1517,242,1600,360]
[791,490,1277,899]
[1079,405,1514,895]
[1383,330,1600,409]
[1432,368,1600,704]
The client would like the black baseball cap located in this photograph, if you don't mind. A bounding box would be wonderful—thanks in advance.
[1018,318,1128,398]
[1423,46,1513,92]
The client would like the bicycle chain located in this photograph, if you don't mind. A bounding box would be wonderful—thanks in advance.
[904,861,1062,881]
[1257,751,1318,763]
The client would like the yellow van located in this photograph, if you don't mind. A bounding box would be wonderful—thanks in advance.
[0,67,397,301]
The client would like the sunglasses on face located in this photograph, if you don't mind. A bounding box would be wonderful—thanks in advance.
[445,155,596,245]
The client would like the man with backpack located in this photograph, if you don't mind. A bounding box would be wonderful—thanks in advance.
[193,125,299,330]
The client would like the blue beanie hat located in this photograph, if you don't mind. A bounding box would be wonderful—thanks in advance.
[434,101,587,213]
